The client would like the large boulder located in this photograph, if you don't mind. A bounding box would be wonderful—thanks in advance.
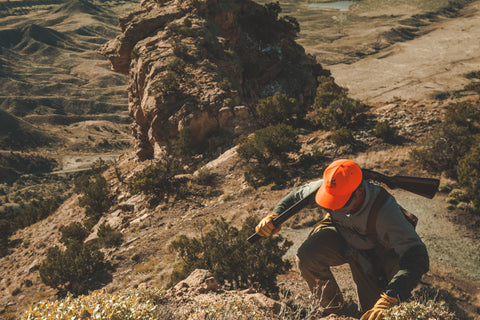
[101,0,329,160]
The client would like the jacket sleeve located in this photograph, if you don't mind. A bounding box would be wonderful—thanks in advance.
[385,244,429,300]
[273,180,323,214]
[376,196,429,300]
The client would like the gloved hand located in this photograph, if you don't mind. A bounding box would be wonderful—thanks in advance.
[255,213,281,237]
[360,293,398,320]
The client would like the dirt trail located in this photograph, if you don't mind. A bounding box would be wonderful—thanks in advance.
[393,191,480,282]
[326,0,480,102]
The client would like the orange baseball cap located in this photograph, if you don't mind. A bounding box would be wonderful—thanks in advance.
[315,159,363,210]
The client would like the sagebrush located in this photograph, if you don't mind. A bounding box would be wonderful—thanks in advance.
[169,216,293,296]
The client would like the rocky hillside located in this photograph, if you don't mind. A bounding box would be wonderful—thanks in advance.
[1,0,480,319]
[0,0,134,159]
[100,0,329,159]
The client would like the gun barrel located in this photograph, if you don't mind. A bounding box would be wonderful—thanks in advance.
[390,175,440,199]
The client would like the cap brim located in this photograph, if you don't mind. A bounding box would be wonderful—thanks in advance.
[315,183,351,210]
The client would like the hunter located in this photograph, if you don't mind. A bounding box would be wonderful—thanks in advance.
[256,159,429,320]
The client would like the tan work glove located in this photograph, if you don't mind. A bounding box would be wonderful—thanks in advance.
[255,213,281,237]
[360,293,398,320]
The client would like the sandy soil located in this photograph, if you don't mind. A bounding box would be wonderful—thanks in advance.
[326,0,480,102]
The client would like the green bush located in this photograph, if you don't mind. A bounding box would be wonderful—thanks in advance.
[173,126,194,159]
[13,197,60,229]
[374,120,397,143]
[129,158,183,197]
[97,222,123,247]
[243,163,284,187]
[0,153,57,175]
[314,96,365,130]
[256,92,299,126]
[411,101,480,178]
[330,127,355,146]
[237,123,300,186]
[238,123,300,167]
[218,79,232,91]
[19,288,166,320]
[78,174,112,218]
[39,241,106,294]
[464,81,480,93]
[0,219,12,256]
[313,76,348,110]
[149,71,180,96]
[166,57,185,73]
[59,222,89,246]
[194,168,217,186]
[169,216,292,296]
[178,17,193,37]
[383,300,455,320]
[458,141,480,211]
[465,70,480,79]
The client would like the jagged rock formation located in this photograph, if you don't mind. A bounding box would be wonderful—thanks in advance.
[101,0,329,160]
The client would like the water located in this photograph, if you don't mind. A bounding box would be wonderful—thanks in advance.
[308,1,356,11]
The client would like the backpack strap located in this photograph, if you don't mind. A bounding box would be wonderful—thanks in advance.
[366,187,389,243]
[366,187,418,244]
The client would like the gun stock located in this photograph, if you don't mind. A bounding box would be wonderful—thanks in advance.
[362,169,440,199]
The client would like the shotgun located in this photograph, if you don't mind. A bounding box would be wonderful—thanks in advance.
[247,169,440,243]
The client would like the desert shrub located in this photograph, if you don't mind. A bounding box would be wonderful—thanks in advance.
[169,216,292,296]
[59,222,89,245]
[237,123,300,186]
[464,81,480,93]
[78,174,112,218]
[218,79,232,91]
[313,96,365,130]
[242,1,299,44]
[39,221,107,293]
[194,168,217,186]
[13,197,60,229]
[0,152,57,175]
[383,300,456,320]
[243,163,284,187]
[447,189,469,202]
[457,141,480,211]
[39,241,106,294]
[166,57,185,73]
[178,17,193,37]
[173,126,194,159]
[19,288,166,320]
[256,92,299,126]
[411,101,480,178]
[313,76,348,110]
[0,219,12,256]
[149,71,180,96]
[465,70,480,79]
[374,120,397,143]
[129,158,183,197]
[97,222,123,247]
[330,127,355,146]
[238,123,300,167]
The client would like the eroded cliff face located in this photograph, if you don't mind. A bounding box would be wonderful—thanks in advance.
[101,0,328,160]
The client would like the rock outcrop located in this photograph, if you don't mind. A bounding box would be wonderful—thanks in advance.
[101,0,329,160]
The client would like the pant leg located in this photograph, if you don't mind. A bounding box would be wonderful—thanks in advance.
[347,248,400,312]
[348,254,383,312]
[296,226,348,310]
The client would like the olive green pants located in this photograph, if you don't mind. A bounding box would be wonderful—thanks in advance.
[296,226,399,312]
